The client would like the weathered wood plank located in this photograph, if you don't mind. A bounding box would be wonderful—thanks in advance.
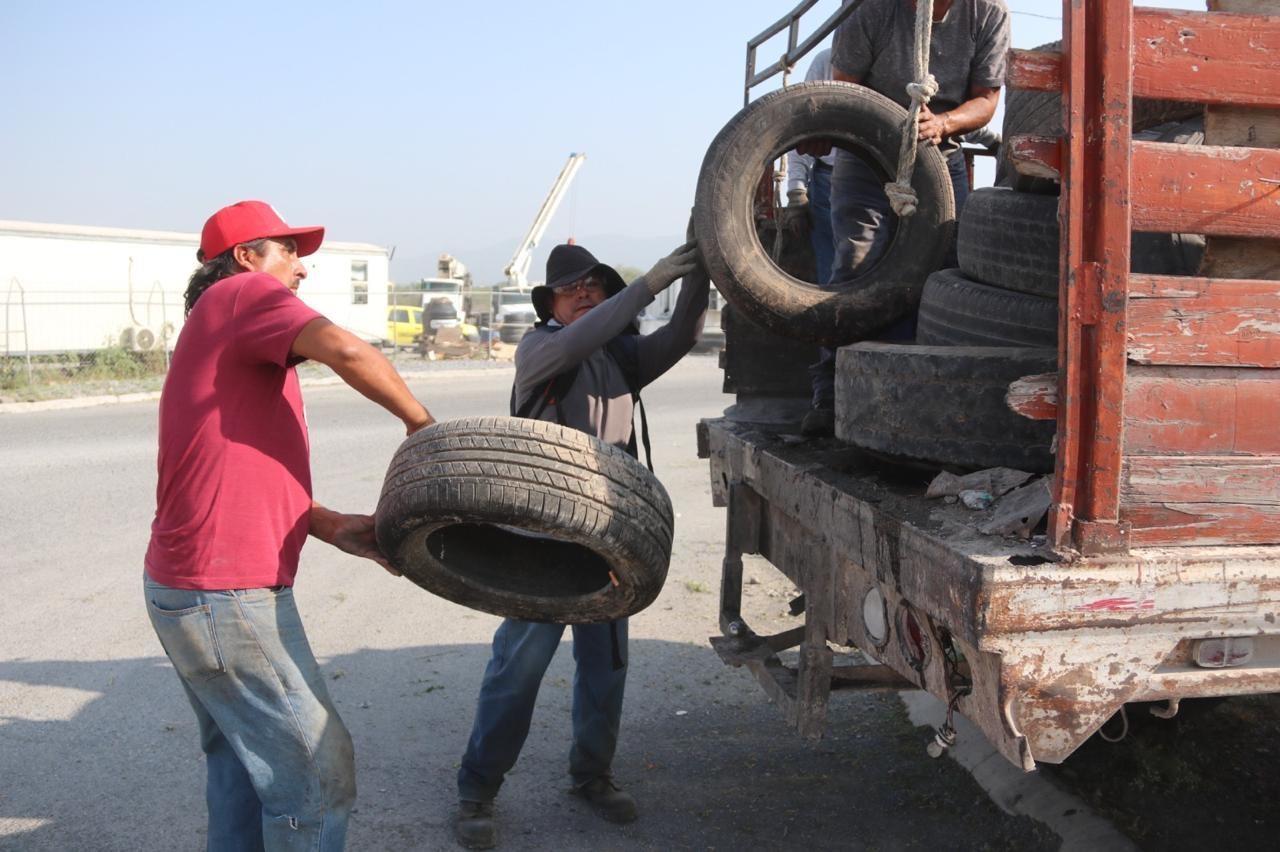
[1125,366,1280,455]
[1006,372,1059,421]
[1127,275,1280,367]
[1007,48,1060,93]
[1006,134,1062,180]
[1131,142,1280,238]
[1122,456,1280,504]
[1123,502,1280,546]
[1133,10,1280,108]
[1007,11,1280,107]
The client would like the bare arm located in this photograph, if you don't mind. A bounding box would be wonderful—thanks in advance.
[291,318,434,434]
[309,502,399,576]
[918,85,1001,146]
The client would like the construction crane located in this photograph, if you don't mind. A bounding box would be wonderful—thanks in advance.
[503,152,586,291]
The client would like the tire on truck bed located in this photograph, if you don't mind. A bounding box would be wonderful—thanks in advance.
[916,269,1058,348]
[835,343,1058,473]
[375,417,674,624]
[958,187,1207,299]
[694,81,955,347]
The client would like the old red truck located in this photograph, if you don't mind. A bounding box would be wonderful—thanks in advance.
[696,0,1280,769]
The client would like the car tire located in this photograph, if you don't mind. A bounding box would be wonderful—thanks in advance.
[916,269,1058,348]
[694,81,956,347]
[835,343,1058,473]
[374,417,674,624]
[958,187,1207,299]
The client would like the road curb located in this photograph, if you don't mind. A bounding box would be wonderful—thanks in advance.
[900,691,1136,851]
[0,362,516,414]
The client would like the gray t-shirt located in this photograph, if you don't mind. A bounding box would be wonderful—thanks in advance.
[833,0,1010,152]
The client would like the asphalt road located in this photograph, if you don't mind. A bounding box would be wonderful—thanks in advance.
[2,356,1058,851]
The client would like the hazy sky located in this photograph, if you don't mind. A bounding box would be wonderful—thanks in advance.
[1,1,1207,281]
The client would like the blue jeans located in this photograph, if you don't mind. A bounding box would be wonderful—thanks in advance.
[809,149,971,408]
[457,618,628,802]
[808,160,835,286]
[144,574,356,851]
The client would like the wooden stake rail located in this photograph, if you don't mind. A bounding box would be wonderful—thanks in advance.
[1008,1,1280,554]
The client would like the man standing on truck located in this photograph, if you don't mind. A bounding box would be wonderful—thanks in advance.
[144,200,436,850]
[452,238,705,849]
[802,0,1011,436]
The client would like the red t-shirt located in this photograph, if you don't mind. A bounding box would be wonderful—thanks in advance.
[145,272,324,590]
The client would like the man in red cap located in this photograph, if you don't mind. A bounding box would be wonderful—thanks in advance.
[144,200,435,850]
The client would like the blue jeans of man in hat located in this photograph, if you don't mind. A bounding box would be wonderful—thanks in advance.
[808,148,971,409]
[457,618,628,802]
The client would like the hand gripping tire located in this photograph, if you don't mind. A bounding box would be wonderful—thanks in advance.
[694,81,956,347]
[374,417,674,624]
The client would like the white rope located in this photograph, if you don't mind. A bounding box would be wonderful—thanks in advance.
[885,0,938,217]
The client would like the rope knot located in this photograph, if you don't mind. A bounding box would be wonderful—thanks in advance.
[906,74,939,104]
[884,180,919,217]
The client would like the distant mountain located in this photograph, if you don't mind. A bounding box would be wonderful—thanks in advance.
[391,232,683,285]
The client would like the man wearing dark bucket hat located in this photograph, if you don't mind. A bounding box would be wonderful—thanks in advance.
[144,200,435,850]
[453,237,705,849]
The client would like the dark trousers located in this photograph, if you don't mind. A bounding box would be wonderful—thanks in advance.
[457,618,628,802]
[809,149,971,408]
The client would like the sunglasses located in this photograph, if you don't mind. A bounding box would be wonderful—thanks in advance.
[554,276,606,296]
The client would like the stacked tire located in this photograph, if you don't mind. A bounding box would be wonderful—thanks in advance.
[839,116,1206,471]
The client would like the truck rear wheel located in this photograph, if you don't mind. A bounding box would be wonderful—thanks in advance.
[835,343,1058,473]
[375,417,674,623]
[694,81,955,347]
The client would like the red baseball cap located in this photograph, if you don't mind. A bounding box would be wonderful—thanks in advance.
[198,200,325,261]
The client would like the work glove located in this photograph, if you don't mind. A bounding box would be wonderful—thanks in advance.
[780,189,811,237]
[644,240,700,295]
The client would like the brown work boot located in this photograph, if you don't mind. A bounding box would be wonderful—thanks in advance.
[453,799,496,849]
[571,776,638,824]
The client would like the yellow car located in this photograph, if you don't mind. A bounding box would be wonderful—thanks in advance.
[386,306,424,348]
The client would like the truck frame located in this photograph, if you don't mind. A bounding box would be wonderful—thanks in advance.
[702,0,1280,770]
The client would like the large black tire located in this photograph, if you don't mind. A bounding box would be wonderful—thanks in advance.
[916,269,1057,348]
[998,41,1202,193]
[835,344,1057,473]
[374,417,674,624]
[695,81,955,347]
[958,187,1207,299]
[957,188,1059,298]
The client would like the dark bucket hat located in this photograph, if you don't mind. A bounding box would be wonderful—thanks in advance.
[531,244,627,323]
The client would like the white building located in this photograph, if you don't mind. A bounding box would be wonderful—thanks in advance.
[0,219,390,355]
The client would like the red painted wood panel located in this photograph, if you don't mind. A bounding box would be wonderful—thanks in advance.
[1006,135,1062,181]
[1123,502,1280,546]
[1123,456,1280,504]
[1125,366,1280,455]
[1134,10,1280,109]
[1006,12,1280,108]
[1128,275,1280,367]
[1007,48,1060,93]
[1131,142,1280,238]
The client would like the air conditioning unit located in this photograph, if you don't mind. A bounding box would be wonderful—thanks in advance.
[120,325,158,352]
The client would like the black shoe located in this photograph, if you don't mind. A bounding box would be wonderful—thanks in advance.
[571,776,638,824]
[800,406,835,437]
[454,799,496,849]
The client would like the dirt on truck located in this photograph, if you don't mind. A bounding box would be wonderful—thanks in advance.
[694,0,1280,779]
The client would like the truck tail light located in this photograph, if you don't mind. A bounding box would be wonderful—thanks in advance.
[1193,637,1254,668]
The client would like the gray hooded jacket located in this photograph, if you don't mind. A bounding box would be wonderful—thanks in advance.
[513,268,710,450]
